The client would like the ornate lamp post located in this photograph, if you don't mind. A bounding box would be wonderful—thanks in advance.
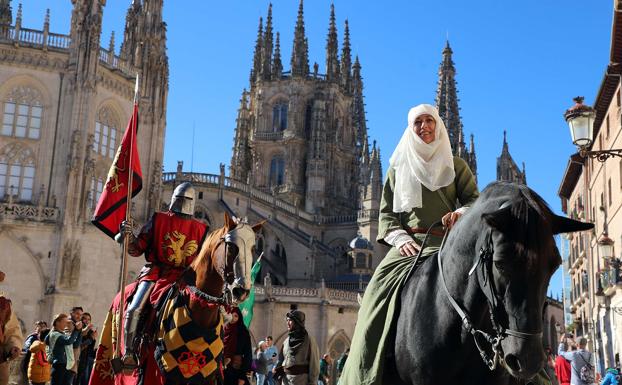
[564,97,622,161]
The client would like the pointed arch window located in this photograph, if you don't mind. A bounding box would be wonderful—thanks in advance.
[2,86,44,139]
[0,143,36,201]
[94,107,119,159]
[269,156,285,187]
[87,176,104,210]
[272,102,288,132]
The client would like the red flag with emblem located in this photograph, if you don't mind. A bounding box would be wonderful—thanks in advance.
[92,103,142,239]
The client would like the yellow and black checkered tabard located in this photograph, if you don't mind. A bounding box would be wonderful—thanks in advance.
[154,290,224,384]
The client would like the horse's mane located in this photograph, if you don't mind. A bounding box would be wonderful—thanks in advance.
[191,221,232,271]
[472,182,558,267]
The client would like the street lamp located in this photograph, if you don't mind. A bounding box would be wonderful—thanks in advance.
[598,232,615,260]
[564,97,622,161]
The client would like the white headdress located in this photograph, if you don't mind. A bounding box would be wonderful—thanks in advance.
[388,104,455,213]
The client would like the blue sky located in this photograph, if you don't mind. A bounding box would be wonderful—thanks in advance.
[20,0,611,297]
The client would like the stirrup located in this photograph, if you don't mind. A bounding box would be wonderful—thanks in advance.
[121,353,139,374]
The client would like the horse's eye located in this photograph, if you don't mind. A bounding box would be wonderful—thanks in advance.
[494,261,506,273]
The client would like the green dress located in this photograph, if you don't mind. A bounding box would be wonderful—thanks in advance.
[339,156,479,385]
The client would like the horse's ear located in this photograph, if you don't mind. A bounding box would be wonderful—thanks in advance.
[223,212,237,229]
[482,206,513,233]
[551,214,594,234]
[252,220,267,233]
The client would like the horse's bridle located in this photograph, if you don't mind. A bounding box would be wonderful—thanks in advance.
[434,222,543,371]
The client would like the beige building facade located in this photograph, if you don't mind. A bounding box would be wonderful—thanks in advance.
[559,0,622,373]
[0,0,167,331]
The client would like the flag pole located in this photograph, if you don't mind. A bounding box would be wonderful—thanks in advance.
[115,72,140,360]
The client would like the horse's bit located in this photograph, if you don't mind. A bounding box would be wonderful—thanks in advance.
[434,223,543,371]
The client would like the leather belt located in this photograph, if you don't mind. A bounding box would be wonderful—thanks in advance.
[284,364,310,375]
[407,227,445,237]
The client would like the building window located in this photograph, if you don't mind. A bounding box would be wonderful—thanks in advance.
[356,252,368,269]
[2,87,43,139]
[87,176,104,209]
[272,103,288,132]
[94,122,117,158]
[94,107,119,159]
[617,89,621,107]
[0,143,36,201]
[606,115,610,139]
[269,156,285,186]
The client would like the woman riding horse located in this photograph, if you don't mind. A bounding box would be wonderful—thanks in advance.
[339,104,479,385]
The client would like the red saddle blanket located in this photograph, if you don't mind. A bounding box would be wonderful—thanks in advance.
[89,267,184,385]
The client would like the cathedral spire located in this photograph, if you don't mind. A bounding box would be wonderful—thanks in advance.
[340,19,352,91]
[250,16,263,84]
[435,40,477,176]
[272,31,283,79]
[291,0,309,77]
[120,0,141,63]
[325,3,339,82]
[0,0,11,26]
[261,3,273,80]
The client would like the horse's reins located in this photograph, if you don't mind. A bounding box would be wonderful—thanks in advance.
[426,220,542,371]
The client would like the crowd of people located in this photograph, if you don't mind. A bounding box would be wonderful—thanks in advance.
[222,307,350,385]
[0,298,97,385]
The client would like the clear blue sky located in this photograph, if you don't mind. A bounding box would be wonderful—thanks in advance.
[20,0,611,297]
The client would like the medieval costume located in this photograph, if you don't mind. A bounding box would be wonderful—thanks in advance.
[275,310,320,385]
[339,104,479,385]
[0,272,24,385]
[223,308,252,385]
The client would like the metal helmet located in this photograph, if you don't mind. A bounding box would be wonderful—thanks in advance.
[169,182,196,216]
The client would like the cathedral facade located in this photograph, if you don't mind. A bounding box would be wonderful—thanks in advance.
[0,0,167,331]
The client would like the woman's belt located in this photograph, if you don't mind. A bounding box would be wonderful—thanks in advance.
[406,227,445,237]
[284,364,310,375]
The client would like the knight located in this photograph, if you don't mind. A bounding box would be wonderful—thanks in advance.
[117,182,209,370]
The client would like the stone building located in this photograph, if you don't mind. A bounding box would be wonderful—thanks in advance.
[558,0,622,373]
[0,0,167,331]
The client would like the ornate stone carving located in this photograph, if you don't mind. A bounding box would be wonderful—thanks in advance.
[59,239,81,289]
[5,85,43,105]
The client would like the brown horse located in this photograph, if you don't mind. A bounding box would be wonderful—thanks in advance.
[90,213,263,385]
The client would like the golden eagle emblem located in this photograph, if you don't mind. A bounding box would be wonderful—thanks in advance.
[162,231,198,267]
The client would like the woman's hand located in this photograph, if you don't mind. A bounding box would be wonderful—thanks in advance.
[398,241,420,257]
[441,211,463,230]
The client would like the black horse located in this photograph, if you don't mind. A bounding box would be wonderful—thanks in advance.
[390,182,592,385]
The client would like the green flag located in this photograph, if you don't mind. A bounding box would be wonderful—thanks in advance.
[239,254,262,328]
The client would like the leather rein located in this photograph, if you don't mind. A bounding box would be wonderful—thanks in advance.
[185,232,237,308]
[426,221,543,370]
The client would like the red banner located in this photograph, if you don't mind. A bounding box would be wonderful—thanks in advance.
[92,103,142,239]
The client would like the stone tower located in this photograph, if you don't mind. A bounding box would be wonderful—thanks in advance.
[230,1,376,216]
[497,131,526,184]
[435,41,477,180]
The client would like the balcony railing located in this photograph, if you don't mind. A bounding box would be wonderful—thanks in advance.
[0,201,60,222]
[253,131,284,141]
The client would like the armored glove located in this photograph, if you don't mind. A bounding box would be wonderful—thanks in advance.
[115,219,136,244]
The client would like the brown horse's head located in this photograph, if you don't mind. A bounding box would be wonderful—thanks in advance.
[192,212,264,305]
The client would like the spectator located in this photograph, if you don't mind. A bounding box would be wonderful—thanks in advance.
[223,308,252,385]
[45,313,82,385]
[558,336,595,385]
[254,341,268,385]
[28,328,51,385]
[336,349,349,380]
[556,335,574,385]
[21,321,47,381]
[0,271,24,385]
[263,336,278,385]
[77,313,97,385]
[273,310,319,385]
[319,354,332,385]
[67,307,84,385]
[600,367,619,385]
